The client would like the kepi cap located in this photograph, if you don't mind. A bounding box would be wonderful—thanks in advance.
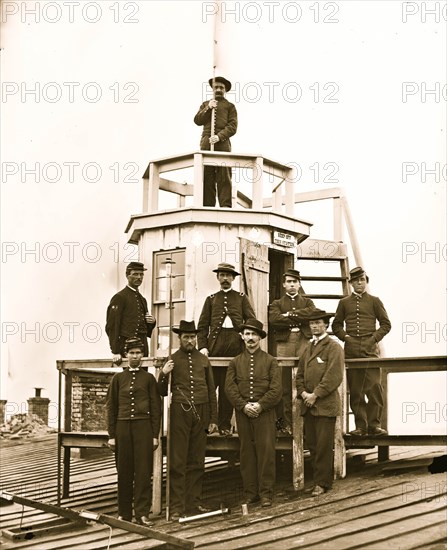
[126,261,147,272]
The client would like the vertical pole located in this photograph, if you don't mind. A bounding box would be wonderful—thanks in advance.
[193,153,204,207]
[291,359,304,490]
[334,370,347,478]
[252,157,264,210]
[333,197,343,242]
[210,0,220,152]
[57,363,62,505]
[378,369,389,461]
[163,258,175,521]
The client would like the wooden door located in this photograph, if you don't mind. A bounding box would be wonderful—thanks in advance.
[240,238,270,335]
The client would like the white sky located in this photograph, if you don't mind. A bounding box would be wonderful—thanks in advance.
[1,1,446,431]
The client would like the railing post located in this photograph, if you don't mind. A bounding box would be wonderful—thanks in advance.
[252,157,264,210]
[146,162,159,213]
[333,197,343,242]
[193,153,204,207]
[284,166,295,216]
[334,370,347,478]
[291,359,304,490]
[378,368,389,461]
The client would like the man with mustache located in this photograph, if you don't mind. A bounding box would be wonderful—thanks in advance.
[194,76,237,207]
[225,319,282,507]
[157,320,218,520]
[198,263,255,437]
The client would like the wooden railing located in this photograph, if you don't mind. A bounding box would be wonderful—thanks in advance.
[142,151,296,214]
[56,355,447,510]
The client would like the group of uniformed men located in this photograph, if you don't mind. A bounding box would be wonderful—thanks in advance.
[105,259,391,522]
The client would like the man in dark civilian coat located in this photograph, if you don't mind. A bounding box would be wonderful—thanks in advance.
[296,310,344,496]
[107,337,161,525]
[332,267,391,436]
[157,321,218,520]
[106,261,156,365]
[198,262,255,436]
[194,76,237,207]
[225,319,282,507]
[269,268,316,434]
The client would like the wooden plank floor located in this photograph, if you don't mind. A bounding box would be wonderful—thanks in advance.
[1,435,446,549]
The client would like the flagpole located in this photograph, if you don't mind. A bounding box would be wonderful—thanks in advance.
[162,258,175,521]
[210,0,220,152]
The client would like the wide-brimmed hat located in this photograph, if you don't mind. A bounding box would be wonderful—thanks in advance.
[172,320,199,334]
[283,268,301,281]
[239,318,267,339]
[349,267,369,282]
[212,262,240,276]
[208,76,232,92]
[126,261,147,273]
[301,309,334,323]
[124,337,144,352]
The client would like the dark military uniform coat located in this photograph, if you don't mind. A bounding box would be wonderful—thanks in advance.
[197,289,255,353]
[105,286,156,355]
[269,293,315,343]
[194,97,238,150]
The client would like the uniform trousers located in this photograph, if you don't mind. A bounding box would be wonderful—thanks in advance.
[345,336,383,430]
[276,332,309,427]
[235,407,276,500]
[303,414,336,490]
[212,328,243,431]
[202,140,232,207]
[115,419,153,520]
[169,402,210,515]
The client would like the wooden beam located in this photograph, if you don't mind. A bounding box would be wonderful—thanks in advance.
[263,186,344,208]
[341,195,364,268]
[159,177,193,197]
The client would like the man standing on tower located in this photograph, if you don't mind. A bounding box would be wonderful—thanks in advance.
[106,262,156,365]
[332,267,391,436]
[197,263,255,437]
[194,76,237,207]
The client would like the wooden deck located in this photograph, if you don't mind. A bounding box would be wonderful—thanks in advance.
[1,435,446,549]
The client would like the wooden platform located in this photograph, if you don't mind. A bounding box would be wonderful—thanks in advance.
[1,435,446,549]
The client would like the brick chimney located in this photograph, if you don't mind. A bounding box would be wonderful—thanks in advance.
[28,388,50,425]
[0,400,6,425]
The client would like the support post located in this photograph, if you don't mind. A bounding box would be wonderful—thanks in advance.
[284,167,295,216]
[252,157,264,210]
[193,153,204,207]
[378,368,389,461]
[334,370,347,478]
[146,162,159,213]
[291,359,304,490]
[333,197,343,242]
